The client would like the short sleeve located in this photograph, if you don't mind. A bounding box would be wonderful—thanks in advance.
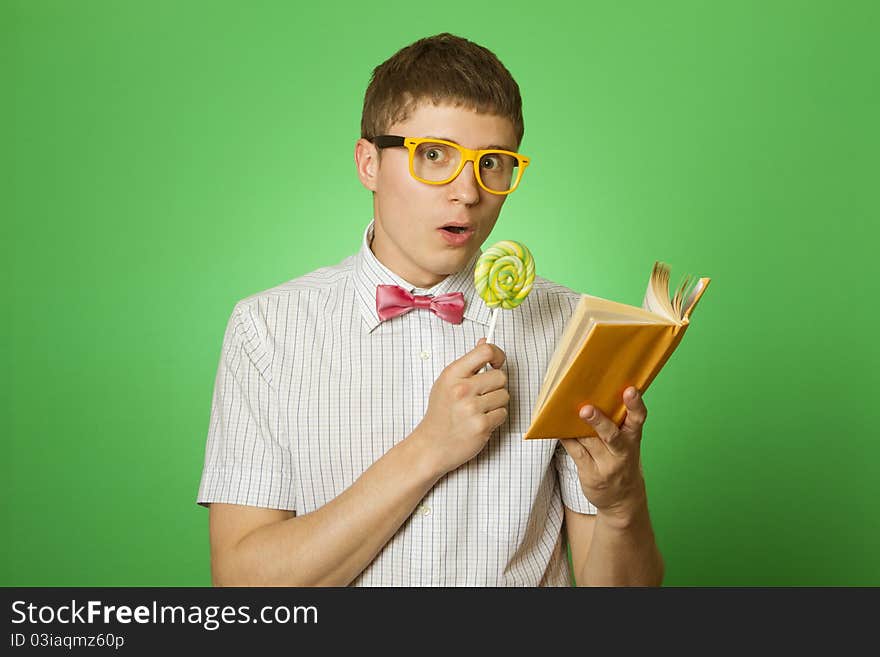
[196,303,296,511]
[553,442,598,515]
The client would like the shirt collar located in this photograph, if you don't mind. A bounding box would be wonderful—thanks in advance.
[352,219,494,333]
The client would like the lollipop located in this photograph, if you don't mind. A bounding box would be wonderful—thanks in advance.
[475,240,535,344]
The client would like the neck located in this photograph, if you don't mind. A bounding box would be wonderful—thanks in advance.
[369,224,448,289]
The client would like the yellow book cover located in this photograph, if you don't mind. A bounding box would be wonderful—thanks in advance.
[524,262,711,439]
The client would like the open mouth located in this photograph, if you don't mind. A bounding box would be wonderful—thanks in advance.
[442,226,469,234]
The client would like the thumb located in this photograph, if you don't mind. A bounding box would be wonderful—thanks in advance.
[477,337,487,346]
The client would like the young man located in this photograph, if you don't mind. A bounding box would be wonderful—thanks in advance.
[197,33,664,586]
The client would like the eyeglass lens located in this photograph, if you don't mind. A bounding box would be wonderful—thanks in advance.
[413,142,518,192]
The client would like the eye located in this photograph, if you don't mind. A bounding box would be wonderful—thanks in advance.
[417,144,451,163]
[481,154,502,170]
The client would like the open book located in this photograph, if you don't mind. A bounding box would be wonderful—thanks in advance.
[523,262,711,439]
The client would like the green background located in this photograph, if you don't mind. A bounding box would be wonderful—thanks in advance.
[4,0,878,586]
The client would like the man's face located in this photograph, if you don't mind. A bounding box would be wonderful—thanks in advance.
[355,102,520,288]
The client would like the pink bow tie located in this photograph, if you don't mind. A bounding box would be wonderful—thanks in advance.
[376,284,465,324]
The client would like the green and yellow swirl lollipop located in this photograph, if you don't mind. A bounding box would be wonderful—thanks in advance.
[475,240,535,344]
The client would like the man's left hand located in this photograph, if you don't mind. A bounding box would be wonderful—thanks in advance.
[559,386,649,523]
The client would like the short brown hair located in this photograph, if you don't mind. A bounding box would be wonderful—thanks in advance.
[361,33,524,150]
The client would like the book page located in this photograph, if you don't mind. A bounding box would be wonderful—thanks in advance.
[643,262,676,320]
[644,261,702,321]
[683,277,708,319]
[581,294,669,323]
[540,318,598,402]
[534,298,591,413]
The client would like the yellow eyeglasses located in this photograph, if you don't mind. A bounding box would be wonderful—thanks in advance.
[370,135,531,195]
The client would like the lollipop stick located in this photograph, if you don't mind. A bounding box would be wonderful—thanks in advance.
[481,308,499,374]
[485,308,499,344]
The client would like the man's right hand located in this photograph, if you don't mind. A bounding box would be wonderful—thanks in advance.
[414,337,509,477]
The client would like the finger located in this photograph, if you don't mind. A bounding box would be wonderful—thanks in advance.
[560,438,599,476]
[578,403,624,453]
[453,341,506,377]
[477,387,509,413]
[473,367,507,394]
[620,387,648,435]
[483,341,507,370]
[484,406,508,433]
[476,337,506,370]
[574,434,613,464]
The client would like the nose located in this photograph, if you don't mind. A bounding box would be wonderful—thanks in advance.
[447,159,481,205]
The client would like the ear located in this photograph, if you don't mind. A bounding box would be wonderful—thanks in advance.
[354,138,380,192]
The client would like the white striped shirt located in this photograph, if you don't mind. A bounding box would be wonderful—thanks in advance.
[197,219,597,586]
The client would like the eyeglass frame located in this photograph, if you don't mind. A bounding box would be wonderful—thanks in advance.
[368,135,531,196]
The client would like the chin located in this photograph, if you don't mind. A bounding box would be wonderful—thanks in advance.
[448,252,475,275]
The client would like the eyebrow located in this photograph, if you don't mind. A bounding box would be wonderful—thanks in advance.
[425,135,516,152]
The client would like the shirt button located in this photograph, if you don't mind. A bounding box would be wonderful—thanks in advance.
[416,504,432,517]
[419,350,430,361]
